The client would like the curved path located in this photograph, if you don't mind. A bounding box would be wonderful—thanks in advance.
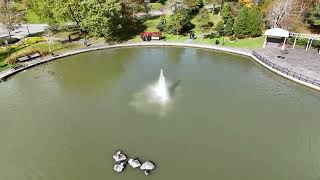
[0,41,319,91]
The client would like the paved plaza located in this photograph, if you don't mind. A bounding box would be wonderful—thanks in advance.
[255,47,320,81]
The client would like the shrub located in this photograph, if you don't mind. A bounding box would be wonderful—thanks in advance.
[0,37,20,46]
[205,32,219,39]
[0,62,8,67]
[24,37,47,45]
[215,39,220,45]
[229,36,237,41]
[5,49,42,64]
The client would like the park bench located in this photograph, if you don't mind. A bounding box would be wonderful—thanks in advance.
[17,53,41,62]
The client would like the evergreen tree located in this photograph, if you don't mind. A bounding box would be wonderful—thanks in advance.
[197,9,214,35]
[157,15,167,32]
[221,3,232,23]
[248,5,263,37]
[309,3,320,32]
[225,17,234,36]
[234,5,249,38]
[215,20,225,36]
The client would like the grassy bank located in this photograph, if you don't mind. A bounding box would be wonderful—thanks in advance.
[130,15,263,49]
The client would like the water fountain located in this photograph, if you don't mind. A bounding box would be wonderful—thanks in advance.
[130,68,174,117]
[150,69,170,104]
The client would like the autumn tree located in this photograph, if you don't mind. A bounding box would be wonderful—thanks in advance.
[266,0,293,28]
[239,0,253,7]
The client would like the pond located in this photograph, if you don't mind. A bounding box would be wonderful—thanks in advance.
[0,47,320,180]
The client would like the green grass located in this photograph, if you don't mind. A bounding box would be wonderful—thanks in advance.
[0,41,81,72]
[191,13,222,35]
[193,36,264,49]
[0,63,12,72]
[151,3,164,11]
[144,17,162,31]
[20,41,81,54]
[139,14,263,48]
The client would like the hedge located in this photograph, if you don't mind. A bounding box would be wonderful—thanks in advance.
[0,37,20,46]
[5,48,46,64]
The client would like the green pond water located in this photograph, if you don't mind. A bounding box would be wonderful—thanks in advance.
[0,47,320,180]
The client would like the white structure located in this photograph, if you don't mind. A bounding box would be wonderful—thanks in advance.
[263,28,289,49]
[290,32,320,51]
[263,28,320,52]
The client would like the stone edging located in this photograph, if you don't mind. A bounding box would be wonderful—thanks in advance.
[0,42,319,91]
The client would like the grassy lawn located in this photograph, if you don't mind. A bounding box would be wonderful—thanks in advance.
[137,15,263,48]
[191,13,222,34]
[0,63,13,72]
[151,3,164,11]
[143,16,162,31]
[0,41,81,71]
[193,36,264,49]
[18,41,81,54]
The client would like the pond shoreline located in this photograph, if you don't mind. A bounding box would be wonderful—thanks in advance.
[0,42,319,91]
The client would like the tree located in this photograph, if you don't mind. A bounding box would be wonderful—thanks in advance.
[167,0,187,12]
[157,15,167,33]
[224,17,234,36]
[31,0,141,42]
[197,9,214,36]
[215,20,225,35]
[234,5,262,38]
[239,0,253,7]
[234,5,249,38]
[309,3,320,28]
[185,0,204,12]
[0,0,22,38]
[248,5,263,37]
[221,2,232,22]
[266,0,293,28]
[80,0,124,42]
[167,9,193,37]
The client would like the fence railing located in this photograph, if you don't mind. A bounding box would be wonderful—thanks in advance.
[252,51,320,87]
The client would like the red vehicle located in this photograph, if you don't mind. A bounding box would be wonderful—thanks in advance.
[140,32,161,41]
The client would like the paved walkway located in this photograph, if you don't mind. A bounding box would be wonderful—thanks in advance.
[255,47,320,81]
[0,24,48,38]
